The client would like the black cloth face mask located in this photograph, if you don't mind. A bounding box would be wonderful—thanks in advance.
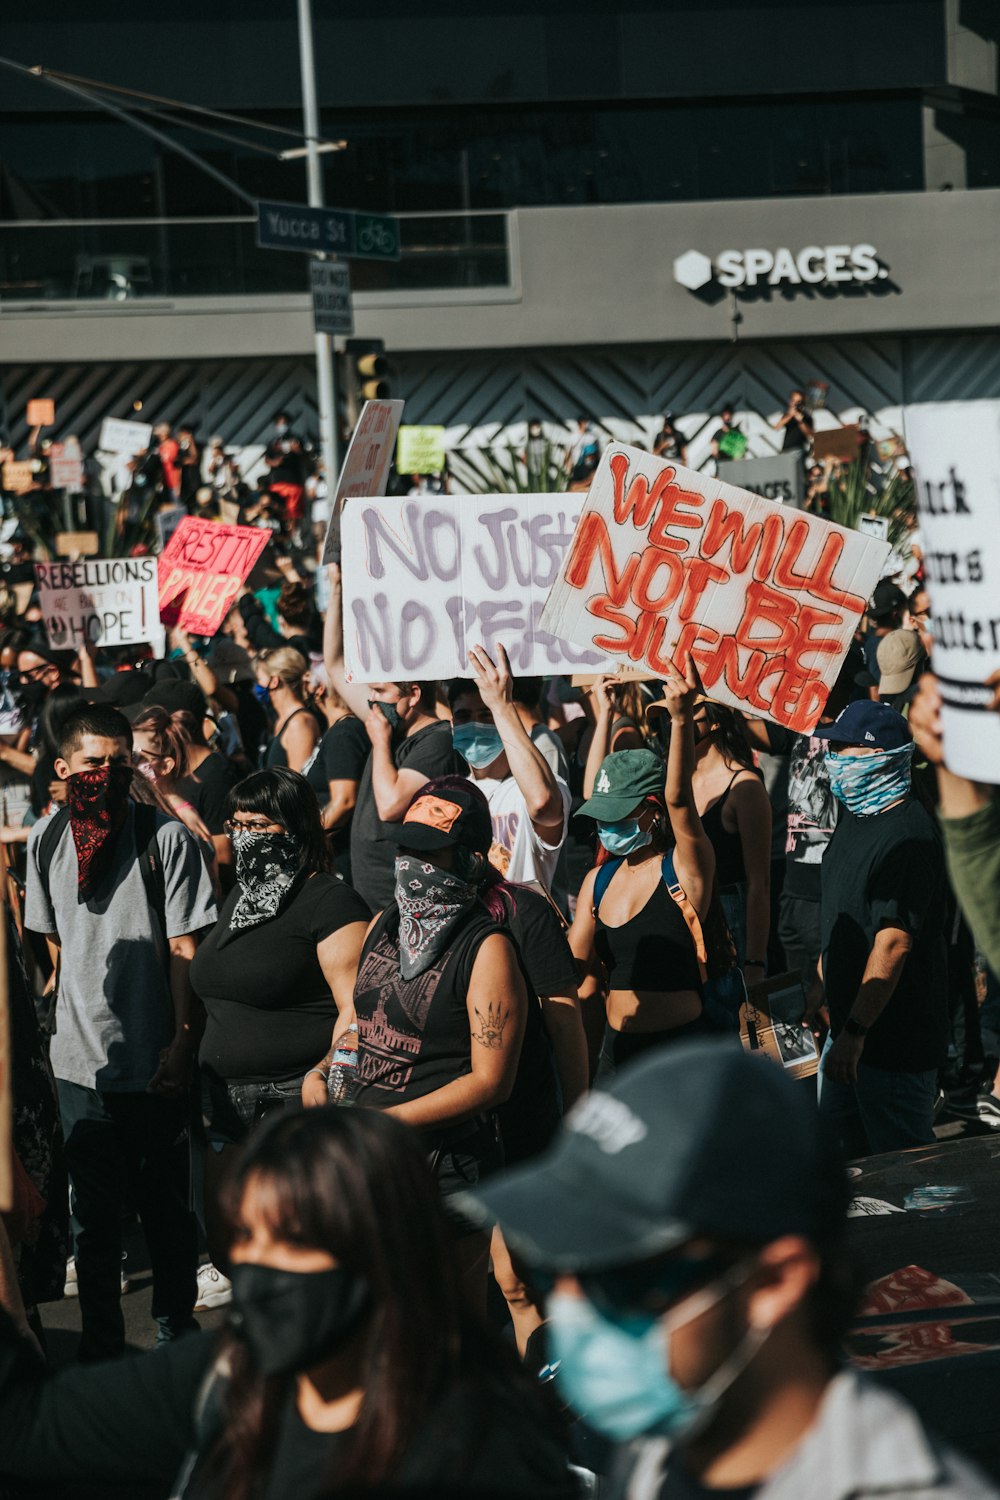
[228,1262,370,1378]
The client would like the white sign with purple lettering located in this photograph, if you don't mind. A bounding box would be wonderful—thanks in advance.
[341,493,616,681]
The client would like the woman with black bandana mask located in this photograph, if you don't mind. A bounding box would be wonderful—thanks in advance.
[340,777,528,1313]
[0,1107,575,1500]
[191,769,370,1270]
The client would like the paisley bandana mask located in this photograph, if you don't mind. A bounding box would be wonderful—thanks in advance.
[394,855,478,979]
[226,830,301,936]
[67,763,134,901]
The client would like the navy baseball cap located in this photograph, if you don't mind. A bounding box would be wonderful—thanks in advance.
[812,699,912,751]
[459,1040,847,1272]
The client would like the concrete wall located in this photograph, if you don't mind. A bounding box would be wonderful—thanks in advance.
[2,190,999,369]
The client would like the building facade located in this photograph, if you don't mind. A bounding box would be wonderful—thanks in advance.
[1,0,998,466]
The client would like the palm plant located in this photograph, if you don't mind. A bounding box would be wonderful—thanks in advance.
[447,440,571,495]
[823,457,914,554]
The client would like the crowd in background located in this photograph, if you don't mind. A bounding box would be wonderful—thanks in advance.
[0,397,997,1498]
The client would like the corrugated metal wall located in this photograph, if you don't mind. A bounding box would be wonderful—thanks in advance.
[2,333,997,470]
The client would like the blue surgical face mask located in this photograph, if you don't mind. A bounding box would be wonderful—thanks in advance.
[369,698,403,732]
[252,683,271,707]
[824,743,913,817]
[452,721,504,770]
[546,1271,765,1444]
[597,817,651,857]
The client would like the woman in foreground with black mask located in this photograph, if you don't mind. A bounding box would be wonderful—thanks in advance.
[193,769,369,1269]
[0,1108,575,1499]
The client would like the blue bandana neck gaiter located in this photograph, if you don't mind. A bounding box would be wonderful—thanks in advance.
[824,743,914,817]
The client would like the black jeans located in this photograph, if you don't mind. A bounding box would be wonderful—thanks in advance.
[58,1080,198,1360]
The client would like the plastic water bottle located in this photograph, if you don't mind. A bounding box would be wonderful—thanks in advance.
[327,1023,359,1105]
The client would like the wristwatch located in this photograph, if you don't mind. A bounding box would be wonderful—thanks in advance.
[844,1017,869,1038]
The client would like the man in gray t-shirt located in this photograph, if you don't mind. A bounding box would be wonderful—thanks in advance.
[25,704,218,1359]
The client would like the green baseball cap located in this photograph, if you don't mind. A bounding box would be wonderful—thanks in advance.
[576,748,666,823]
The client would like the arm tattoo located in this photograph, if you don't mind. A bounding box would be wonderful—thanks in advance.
[472,1000,509,1050]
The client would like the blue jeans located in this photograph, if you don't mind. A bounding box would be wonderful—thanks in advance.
[816,1034,937,1159]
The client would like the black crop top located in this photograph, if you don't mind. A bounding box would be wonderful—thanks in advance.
[700,774,746,888]
[594,874,703,995]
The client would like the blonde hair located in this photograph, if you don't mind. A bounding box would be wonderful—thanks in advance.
[259,646,309,699]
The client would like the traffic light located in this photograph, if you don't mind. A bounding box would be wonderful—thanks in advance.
[346,338,394,404]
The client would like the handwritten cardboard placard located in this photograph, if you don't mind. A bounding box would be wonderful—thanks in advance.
[2,461,35,494]
[341,493,616,682]
[812,424,861,464]
[321,399,404,566]
[904,399,1000,782]
[98,417,153,456]
[158,517,270,636]
[36,556,160,648]
[49,439,85,491]
[538,444,890,734]
[397,425,446,475]
[26,399,55,427]
[54,531,100,557]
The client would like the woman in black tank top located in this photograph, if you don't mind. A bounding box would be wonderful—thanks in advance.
[689,702,772,987]
[255,645,320,773]
[568,664,717,1079]
[332,777,528,1313]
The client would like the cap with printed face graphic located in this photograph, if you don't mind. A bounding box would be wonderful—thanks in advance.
[388,779,492,855]
[459,1040,846,1272]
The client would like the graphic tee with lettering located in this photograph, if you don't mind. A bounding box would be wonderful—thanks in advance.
[476,773,570,893]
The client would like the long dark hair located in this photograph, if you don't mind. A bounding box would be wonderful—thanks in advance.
[700,702,756,772]
[203,1109,481,1496]
[226,767,329,873]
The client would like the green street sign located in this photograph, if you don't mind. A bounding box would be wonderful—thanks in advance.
[353,213,400,262]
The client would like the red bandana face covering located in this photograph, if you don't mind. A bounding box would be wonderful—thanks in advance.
[66,764,134,900]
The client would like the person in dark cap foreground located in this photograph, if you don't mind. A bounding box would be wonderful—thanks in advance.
[464,1041,998,1499]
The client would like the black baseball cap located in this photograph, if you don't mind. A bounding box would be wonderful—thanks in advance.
[389,778,492,856]
[88,670,152,708]
[812,699,912,751]
[141,679,208,720]
[460,1040,847,1272]
[869,580,906,622]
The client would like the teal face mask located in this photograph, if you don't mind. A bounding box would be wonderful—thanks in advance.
[452,721,504,769]
[597,817,651,857]
[824,743,913,817]
[546,1270,765,1444]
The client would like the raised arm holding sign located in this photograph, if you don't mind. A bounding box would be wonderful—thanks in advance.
[539,444,890,734]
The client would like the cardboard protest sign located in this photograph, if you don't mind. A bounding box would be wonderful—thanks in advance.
[718,452,803,507]
[158,517,269,636]
[36,557,160,648]
[49,438,84,491]
[812,424,861,464]
[904,399,1000,782]
[341,493,616,682]
[2,461,35,494]
[858,513,889,542]
[154,506,186,553]
[55,531,100,557]
[539,444,890,734]
[27,399,55,427]
[321,399,404,566]
[99,417,153,456]
[397,426,446,475]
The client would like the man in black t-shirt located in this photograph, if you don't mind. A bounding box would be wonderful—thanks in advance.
[815,701,947,1158]
[772,389,814,454]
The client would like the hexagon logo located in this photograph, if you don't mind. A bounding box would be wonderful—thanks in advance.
[673,249,714,291]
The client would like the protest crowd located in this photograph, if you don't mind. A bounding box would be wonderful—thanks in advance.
[0,391,999,1500]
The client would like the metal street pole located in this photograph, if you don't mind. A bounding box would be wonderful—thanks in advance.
[296,0,340,507]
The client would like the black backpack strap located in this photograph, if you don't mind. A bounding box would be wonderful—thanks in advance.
[36,806,71,933]
[133,803,168,948]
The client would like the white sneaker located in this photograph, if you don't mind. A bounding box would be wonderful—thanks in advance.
[195,1263,232,1311]
[64,1255,130,1297]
